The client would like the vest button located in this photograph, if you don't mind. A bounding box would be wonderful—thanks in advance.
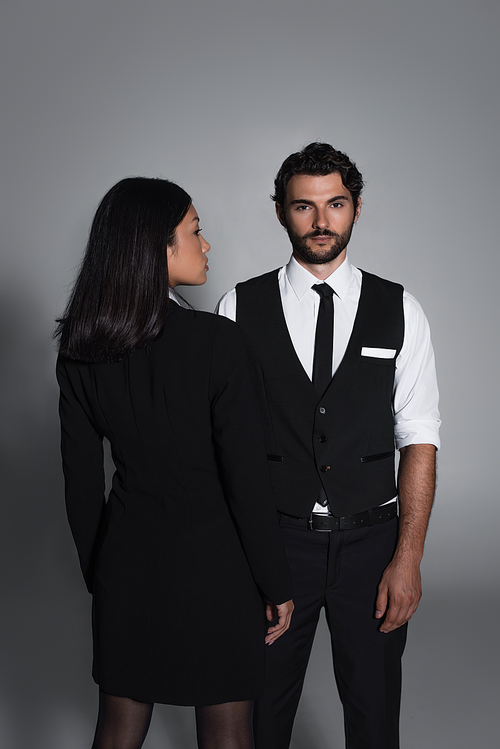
[320,465,330,472]
[319,436,327,443]
[319,407,326,414]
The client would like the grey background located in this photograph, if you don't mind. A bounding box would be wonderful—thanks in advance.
[1,0,498,746]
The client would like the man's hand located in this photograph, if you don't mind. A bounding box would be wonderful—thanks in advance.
[375,556,422,632]
[265,599,294,645]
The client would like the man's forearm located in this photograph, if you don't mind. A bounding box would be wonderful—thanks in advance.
[394,443,436,563]
[376,443,436,631]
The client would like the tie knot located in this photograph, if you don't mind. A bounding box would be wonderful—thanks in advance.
[312,283,334,299]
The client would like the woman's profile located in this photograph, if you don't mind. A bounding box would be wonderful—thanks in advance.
[54,177,293,749]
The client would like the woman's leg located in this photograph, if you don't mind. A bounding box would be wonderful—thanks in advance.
[91,690,154,749]
[195,700,254,749]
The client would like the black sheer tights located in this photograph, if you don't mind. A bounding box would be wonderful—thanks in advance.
[91,690,254,749]
[195,700,254,749]
[91,691,153,749]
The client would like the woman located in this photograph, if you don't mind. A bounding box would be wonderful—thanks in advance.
[55,177,293,749]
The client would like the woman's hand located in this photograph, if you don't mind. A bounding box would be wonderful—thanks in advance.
[264,599,294,645]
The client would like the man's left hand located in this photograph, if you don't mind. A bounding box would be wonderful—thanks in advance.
[375,556,422,633]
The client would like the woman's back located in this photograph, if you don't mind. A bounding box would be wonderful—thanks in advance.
[58,304,292,705]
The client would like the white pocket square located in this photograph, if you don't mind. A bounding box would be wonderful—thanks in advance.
[361,347,396,358]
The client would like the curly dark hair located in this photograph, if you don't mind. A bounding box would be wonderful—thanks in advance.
[272,142,364,209]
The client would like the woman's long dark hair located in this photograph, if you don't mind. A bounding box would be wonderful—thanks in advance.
[54,177,191,362]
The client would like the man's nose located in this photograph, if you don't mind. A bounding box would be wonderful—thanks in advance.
[313,209,329,229]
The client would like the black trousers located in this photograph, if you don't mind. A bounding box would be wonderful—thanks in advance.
[253,516,407,749]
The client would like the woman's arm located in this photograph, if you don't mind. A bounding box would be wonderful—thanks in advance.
[209,318,293,609]
[56,356,106,593]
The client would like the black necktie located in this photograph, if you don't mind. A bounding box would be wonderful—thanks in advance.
[312,283,334,396]
[312,283,334,507]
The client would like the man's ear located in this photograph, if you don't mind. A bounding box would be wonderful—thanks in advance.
[276,203,286,228]
[354,197,362,223]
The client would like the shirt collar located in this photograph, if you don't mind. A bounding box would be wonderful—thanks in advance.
[169,287,181,302]
[285,254,354,301]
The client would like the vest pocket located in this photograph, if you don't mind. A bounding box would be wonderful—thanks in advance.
[360,450,395,463]
[267,454,285,462]
[360,356,395,367]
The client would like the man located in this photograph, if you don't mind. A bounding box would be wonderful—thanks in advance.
[217,142,440,749]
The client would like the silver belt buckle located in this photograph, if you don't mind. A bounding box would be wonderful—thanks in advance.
[308,513,332,532]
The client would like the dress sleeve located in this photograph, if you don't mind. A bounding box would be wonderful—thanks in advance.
[208,318,293,604]
[56,356,106,593]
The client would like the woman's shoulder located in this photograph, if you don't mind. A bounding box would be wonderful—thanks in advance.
[169,305,242,341]
[165,307,247,372]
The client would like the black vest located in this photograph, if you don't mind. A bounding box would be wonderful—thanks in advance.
[236,268,404,517]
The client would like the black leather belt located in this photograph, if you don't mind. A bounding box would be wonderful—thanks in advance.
[279,503,397,532]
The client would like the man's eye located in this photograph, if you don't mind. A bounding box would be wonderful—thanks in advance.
[296,205,310,211]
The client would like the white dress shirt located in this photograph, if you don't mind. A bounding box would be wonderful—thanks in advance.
[216,256,441,513]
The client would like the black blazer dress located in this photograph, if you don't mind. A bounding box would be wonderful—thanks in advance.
[56,304,293,706]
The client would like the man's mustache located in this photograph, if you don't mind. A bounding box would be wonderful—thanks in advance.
[303,229,338,239]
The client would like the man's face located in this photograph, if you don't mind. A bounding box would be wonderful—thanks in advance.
[278,173,360,268]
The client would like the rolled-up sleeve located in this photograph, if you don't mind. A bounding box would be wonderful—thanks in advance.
[393,292,441,450]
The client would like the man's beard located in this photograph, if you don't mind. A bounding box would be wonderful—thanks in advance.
[285,222,355,265]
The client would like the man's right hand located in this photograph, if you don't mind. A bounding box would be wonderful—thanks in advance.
[264,600,294,645]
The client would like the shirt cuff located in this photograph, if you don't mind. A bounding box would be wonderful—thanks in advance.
[394,420,441,451]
